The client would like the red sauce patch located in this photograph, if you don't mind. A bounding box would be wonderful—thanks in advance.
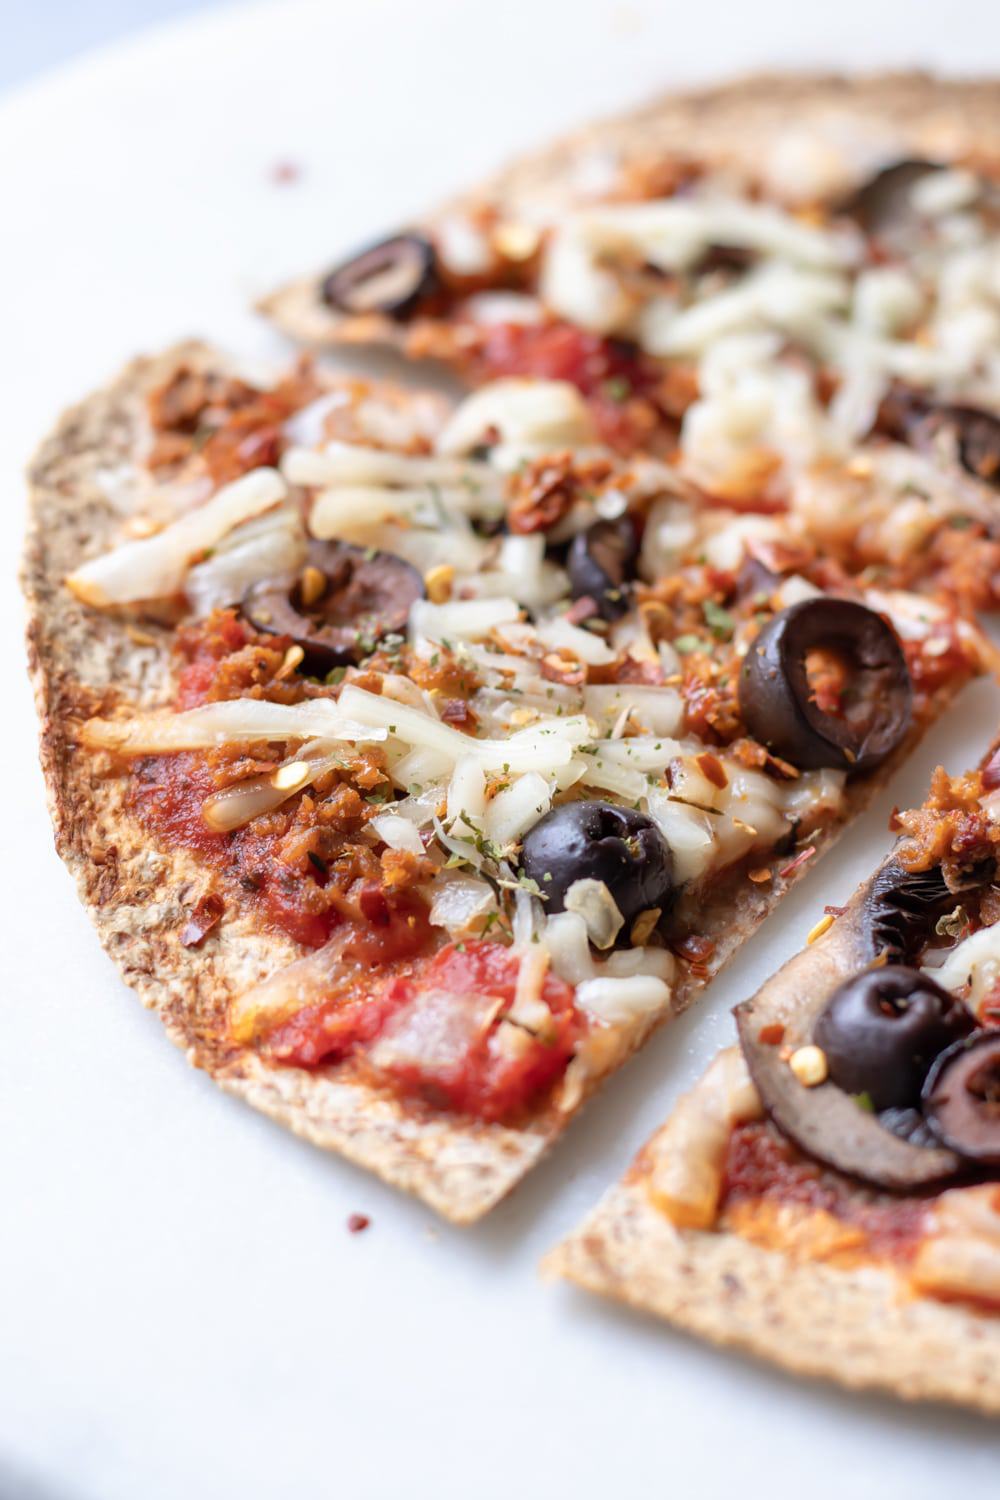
[467,320,664,450]
[264,897,435,1064]
[722,1120,934,1263]
[372,942,582,1122]
[269,941,582,1123]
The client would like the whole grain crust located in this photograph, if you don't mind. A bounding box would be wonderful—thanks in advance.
[544,1178,1000,1416]
[260,70,1000,352]
[21,342,958,1221]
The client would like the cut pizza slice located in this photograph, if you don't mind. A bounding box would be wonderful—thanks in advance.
[546,743,1000,1413]
[261,72,1000,610]
[24,341,990,1223]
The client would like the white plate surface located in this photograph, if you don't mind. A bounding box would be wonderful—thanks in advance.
[2,3,1000,1496]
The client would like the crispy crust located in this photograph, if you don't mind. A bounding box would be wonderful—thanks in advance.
[22,342,963,1223]
[544,1179,1000,1417]
[260,70,1000,353]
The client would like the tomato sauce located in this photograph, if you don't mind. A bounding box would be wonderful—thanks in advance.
[131,752,336,947]
[722,1120,933,1263]
[377,942,581,1121]
[467,320,665,450]
[269,941,582,1123]
[131,612,355,949]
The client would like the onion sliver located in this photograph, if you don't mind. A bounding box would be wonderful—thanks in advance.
[202,751,343,833]
[229,932,353,1044]
[574,974,672,1026]
[185,505,307,617]
[410,597,522,644]
[309,484,493,542]
[370,812,426,855]
[66,467,287,607]
[282,442,500,504]
[436,379,595,457]
[338,684,591,773]
[428,875,498,936]
[80,698,387,754]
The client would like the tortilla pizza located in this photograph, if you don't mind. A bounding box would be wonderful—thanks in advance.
[22,338,986,1221]
[547,745,1000,1414]
[261,75,998,592]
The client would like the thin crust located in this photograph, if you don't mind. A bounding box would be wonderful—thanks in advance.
[22,342,963,1223]
[260,70,1000,353]
[544,1179,1000,1416]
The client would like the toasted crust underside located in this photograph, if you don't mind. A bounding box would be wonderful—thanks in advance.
[545,1181,1000,1416]
[21,342,957,1223]
[260,70,1000,351]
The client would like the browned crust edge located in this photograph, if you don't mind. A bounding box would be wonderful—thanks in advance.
[544,1179,1000,1416]
[21,340,963,1223]
[259,69,1000,352]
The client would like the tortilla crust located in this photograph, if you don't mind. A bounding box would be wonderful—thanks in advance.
[22,342,962,1223]
[260,70,1000,353]
[544,1179,1000,1416]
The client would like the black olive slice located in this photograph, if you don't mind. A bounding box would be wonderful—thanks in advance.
[841,158,944,234]
[735,858,964,1190]
[738,598,912,774]
[241,540,424,673]
[519,800,674,924]
[923,1030,1000,1165]
[879,386,1000,492]
[566,516,638,621]
[320,234,438,318]
[947,404,1000,490]
[814,966,974,1110]
[695,243,757,276]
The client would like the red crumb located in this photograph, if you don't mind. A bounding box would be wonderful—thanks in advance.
[347,1213,371,1234]
[270,160,302,185]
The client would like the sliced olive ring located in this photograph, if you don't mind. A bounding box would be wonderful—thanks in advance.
[735,856,968,1190]
[738,598,912,774]
[519,800,674,925]
[923,1030,1000,1166]
[814,965,974,1111]
[880,386,1000,492]
[241,540,424,673]
[321,233,438,318]
[841,158,943,234]
[566,516,638,622]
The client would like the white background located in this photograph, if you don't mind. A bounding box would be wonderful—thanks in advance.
[2,3,1000,1497]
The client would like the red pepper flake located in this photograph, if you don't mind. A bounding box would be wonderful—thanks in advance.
[824,904,847,917]
[758,1023,785,1046]
[270,159,302,185]
[439,697,477,730]
[672,933,716,974]
[179,891,225,948]
[696,751,728,789]
[347,1213,371,1234]
[779,845,817,880]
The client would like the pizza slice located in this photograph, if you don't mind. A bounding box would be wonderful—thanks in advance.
[262,72,1000,611]
[24,341,988,1222]
[547,742,1000,1413]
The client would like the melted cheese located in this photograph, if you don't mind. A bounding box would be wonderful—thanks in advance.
[646,1047,763,1230]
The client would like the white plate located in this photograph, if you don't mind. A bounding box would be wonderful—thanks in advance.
[2,3,1000,1497]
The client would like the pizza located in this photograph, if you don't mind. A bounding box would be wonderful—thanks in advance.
[22,334,988,1223]
[24,70,1000,1232]
[262,72,1000,619]
[547,744,1000,1413]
